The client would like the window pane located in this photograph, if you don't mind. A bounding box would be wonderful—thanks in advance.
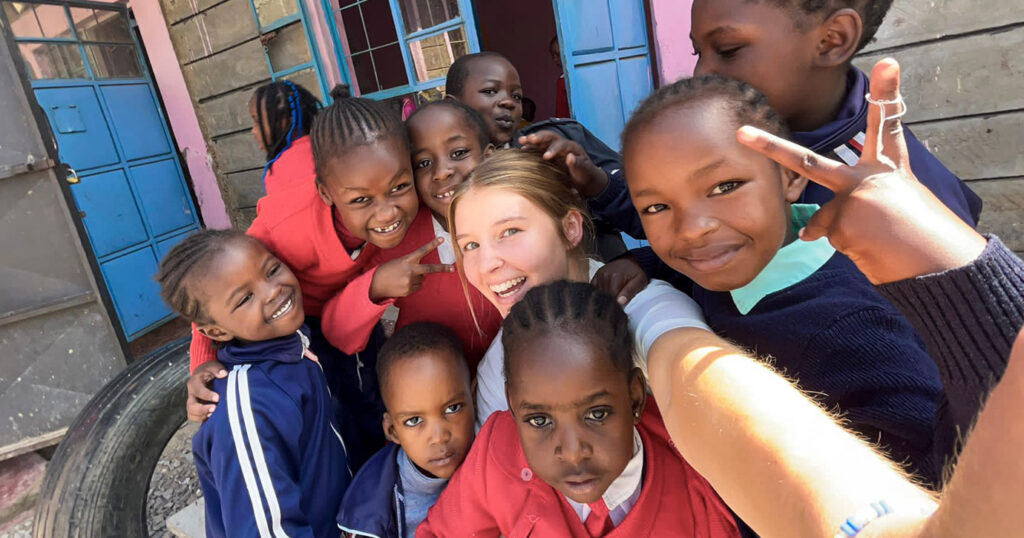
[7,3,72,39]
[339,5,368,53]
[281,68,323,101]
[362,0,398,48]
[265,22,312,72]
[373,43,407,90]
[17,42,86,79]
[254,0,298,27]
[398,0,460,34]
[70,7,132,43]
[351,52,378,93]
[408,27,466,83]
[85,44,141,78]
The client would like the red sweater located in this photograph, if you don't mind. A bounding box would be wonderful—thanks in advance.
[263,135,315,195]
[418,403,740,538]
[326,207,502,370]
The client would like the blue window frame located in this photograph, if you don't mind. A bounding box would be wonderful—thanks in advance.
[323,0,480,100]
[247,0,330,100]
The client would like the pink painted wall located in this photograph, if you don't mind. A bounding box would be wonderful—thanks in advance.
[648,0,696,84]
[131,0,231,229]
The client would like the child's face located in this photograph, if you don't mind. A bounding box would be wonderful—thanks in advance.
[381,350,474,479]
[625,102,805,292]
[408,107,490,226]
[452,57,523,146]
[506,332,645,505]
[316,137,420,249]
[690,0,821,127]
[195,238,305,343]
[454,188,582,317]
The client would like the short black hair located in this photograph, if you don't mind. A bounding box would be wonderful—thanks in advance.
[310,84,409,184]
[622,74,788,157]
[501,281,634,384]
[751,0,893,51]
[251,81,321,163]
[407,100,491,150]
[445,51,511,99]
[156,229,251,324]
[376,322,468,402]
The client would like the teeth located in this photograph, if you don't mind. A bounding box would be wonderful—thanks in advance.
[271,297,292,320]
[372,221,401,233]
[489,277,525,297]
[433,190,455,200]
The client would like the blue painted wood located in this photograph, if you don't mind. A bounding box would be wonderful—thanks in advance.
[552,0,654,151]
[71,168,149,257]
[99,84,172,161]
[34,86,119,171]
[129,159,197,237]
[99,246,165,336]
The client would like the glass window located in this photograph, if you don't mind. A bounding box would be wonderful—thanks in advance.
[408,27,466,83]
[265,22,312,72]
[18,42,86,79]
[398,0,459,33]
[253,0,298,27]
[84,44,142,78]
[6,2,72,39]
[70,7,133,43]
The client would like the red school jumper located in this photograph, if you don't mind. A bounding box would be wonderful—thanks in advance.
[417,403,741,538]
[324,207,503,371]
[263,135,315,195]
[189,158,381,370]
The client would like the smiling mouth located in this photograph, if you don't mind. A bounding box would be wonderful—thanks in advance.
[269,292,294,321]
[432,189,455,201]
[490,276,526,298]
[681,245,743,273]
[371,220,403,234]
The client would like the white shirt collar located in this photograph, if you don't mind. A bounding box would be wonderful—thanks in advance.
[431,215,455,265]
[566,427,644,527]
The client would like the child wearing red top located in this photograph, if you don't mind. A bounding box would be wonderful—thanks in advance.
[419,282,739,537]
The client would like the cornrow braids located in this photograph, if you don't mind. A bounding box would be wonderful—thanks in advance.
[445,51,509,99]
[377,322,468,399]
[155,229,249,324]
[406,100,491,150]
[252,81,322,165]
[501,281,634,383]
[750,0,893,51]
[310,86,408,183]
[622,74,788,159]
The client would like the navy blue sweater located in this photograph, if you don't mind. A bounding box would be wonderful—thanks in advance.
[193,327,352,538]
[337,443,404,537]
[693,253,944,483]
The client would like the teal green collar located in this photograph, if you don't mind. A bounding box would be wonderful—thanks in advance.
[730,204,835,315]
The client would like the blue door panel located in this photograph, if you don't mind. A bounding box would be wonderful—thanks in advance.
[573,61,624,150]
[34,86,120,171]
[100,84,173,161]
[618,55,653,120]
[101,247,168,337]
[130,159,196,237]
[72,169,149,257]
[562,2,613,54]
[610,0,647,49]
[156,230,194,262]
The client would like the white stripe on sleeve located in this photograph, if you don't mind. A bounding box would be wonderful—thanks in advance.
[833,144,860,166]
[227,365,272,538]
[237,366,291,538]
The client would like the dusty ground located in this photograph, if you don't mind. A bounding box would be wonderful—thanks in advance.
[147,421,203,537]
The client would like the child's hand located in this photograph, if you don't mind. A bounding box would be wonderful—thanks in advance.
[736,58,986,284]
[592,254,648,306]
[518,131,609,198]
[369,237,454,302]
[187,360,227,422]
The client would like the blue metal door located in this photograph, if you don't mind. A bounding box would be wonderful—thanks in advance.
[8,1,200,340]
[551,0,654,152]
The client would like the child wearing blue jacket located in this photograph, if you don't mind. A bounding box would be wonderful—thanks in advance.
[337,322,474,538]
[157,230,351,537]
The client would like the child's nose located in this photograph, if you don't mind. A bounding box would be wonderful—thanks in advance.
[434,162,454,182]
[556,427,590,465]
[429,423,450,445]
[498,95,517,109]
[677,211,719,241]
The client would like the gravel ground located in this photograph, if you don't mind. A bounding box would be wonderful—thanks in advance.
[147,421,203,537]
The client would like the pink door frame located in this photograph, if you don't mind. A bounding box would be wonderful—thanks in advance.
[648,0,697,83]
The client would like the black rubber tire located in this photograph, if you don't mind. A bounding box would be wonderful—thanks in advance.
[33,337,189,537]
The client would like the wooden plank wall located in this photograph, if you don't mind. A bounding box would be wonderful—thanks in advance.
[159,0,271,228]
[854,1,1024,255]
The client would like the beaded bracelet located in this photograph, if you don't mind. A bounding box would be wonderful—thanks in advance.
[834,500,893,538]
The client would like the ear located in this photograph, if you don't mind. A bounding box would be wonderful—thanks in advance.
[483,143,496,156]
[382,413,401,445]
[628,367,647,425]
[561,210,585,249]
[780,167,808,203]
[444,93,461,103]
[812,8,863,68]
[197,323,233,343]
[315,180,333,207]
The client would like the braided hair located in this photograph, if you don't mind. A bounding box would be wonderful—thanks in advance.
[251,81,321,176]
[753,0,893,51]
[444,51,510,99]
[155,229,249,324]
[310,84,408,184]
[406,99,491,150]
[501,281,634,383]
[622,74,788,159]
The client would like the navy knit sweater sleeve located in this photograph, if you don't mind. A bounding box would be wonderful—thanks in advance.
[876,235,1024,431]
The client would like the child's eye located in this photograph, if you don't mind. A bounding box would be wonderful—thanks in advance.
[711,181,742,195]
[513,93,522,101]
[267,263,280,277]
[414,159,432,170]
[716,45,743,59]
[460,241,479,251]
[451,148,470,159]
[444,403,463,415]
[585,408,611,422]
[390,182,411,194]
[403,416,423,427]
[526,415,551,428]
[500,228,521,238]
[642,203,668,214]
[481,88,497,95]
[234,292,253,310]
[349,196,369,205]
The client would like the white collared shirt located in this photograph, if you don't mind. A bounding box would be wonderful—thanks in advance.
[566,428,644,527]
[431,215,456,264]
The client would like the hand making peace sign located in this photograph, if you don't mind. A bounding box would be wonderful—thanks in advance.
[369,236,454,303]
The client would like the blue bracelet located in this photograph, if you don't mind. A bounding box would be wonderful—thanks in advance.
[835,500,893,537]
